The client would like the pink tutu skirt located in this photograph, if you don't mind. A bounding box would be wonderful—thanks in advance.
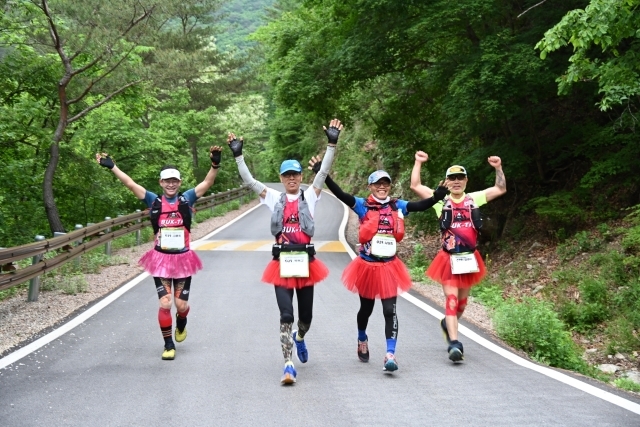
[341,256,412,300]
[138,249,203,279]
[426,250,486,288]
[261,258,329,289]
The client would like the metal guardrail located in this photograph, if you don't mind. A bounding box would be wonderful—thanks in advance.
[0,186,252,294]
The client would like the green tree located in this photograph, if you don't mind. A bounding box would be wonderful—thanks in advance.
[537,0,640,111]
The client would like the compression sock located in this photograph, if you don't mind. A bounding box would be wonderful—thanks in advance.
[358,329,368,342]
[386,338,397,355]
[176,306,190,332]
[158,307,174,349]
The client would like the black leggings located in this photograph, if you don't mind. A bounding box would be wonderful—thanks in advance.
[274,285,314,325]
[357,295,398,340]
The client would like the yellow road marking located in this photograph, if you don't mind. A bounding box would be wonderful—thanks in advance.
[195,240,232,250]
[234,240,273,251]
[317,241,347,252]
[194,240,346,252]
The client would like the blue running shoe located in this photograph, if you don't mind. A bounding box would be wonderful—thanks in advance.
[292,330,308,363]
[383,353,398,372]
[448,340,464,362]
[281,362,297,384]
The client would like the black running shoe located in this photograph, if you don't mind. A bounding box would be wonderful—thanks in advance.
[440,318,451,344]
[448,340,464,362]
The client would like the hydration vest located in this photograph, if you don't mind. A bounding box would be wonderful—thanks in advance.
[150,193,192,234]
[270,191,314,241]
[359,197,405,245]
[439,194,482,253]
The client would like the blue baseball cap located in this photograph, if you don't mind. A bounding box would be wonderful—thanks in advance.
[368,170,392,185]
[279,159,303,175]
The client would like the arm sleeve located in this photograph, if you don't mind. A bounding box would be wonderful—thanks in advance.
[312,145,336,190]
[325,176,356,207]
[235,155,267,195]
[406,196,440,212]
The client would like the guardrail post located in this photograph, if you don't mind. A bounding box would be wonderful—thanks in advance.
[104,217,112,256]
[27,235,46,302]
[135,210,141,246]
[74,224,83,268]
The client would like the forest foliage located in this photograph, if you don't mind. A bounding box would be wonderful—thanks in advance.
[2,0,639,248]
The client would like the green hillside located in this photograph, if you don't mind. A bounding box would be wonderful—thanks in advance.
[217,0,276,52]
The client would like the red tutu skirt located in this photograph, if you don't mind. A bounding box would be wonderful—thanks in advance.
[138,249,203,279]
[261,258,329,289]
[426,250,486,288]
[341,256,412,300]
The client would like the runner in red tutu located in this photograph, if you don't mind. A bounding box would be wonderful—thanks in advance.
[228,119,342,384]
[96,146,222,360]
[310,159,448,373]
[410,151,506,362]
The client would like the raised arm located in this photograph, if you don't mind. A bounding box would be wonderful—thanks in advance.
[406,183,448,212]
[96,153,146,199]
[410,151,434,199]
[308,156,356,207]
[311,118,343,196]
[194,146,222,198]
[227,133,268,199]
[483,156,507,202]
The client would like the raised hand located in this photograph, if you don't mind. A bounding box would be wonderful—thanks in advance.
[308,155,322,174]
[227,132,244,157]
[96,153,115,169]
[210,146,222,168]
[488,156,502,168]
[323,118,344,145]
[415,151,428,163]
[432,181,448,201]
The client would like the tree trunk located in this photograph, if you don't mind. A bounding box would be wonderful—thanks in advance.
[43,138,65,233]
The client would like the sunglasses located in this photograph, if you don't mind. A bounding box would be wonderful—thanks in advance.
[281,172,301,178]
[371,181,391,188]
[447,174,467,181]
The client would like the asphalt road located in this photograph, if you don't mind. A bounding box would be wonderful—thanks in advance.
[1,184,640,426]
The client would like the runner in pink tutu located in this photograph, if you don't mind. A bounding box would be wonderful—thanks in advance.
[309,158,448,373]
[410,150,506,362]
[96,146,222,360]
[228,119,342,385]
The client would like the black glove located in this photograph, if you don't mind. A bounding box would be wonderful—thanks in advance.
[228,137,243,157]
[324,125,341,144]
[432,185,448,202]
[99,155,115,170]
[311,160,322,174]
[210,148,221,169]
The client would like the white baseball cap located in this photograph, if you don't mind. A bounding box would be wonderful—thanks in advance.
[160,169,181,180]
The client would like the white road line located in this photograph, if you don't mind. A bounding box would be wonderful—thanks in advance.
[0,273,149,370]
[4,191,640,416]
[332,190,640,415]
[0,200,265,370]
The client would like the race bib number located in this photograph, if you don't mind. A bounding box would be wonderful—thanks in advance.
[280,252,309,278]
[370,234,396,258]
[160,227,185,251]
[450,253,479,274]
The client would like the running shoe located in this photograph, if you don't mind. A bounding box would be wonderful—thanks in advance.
[440,318,451,344]
[162,347,176,360]
[281,362,297,385]
[383,353,398,372]
[448,340,464,362]
[357,339,370,363]
[292,330,308,363]
[175,327,187,343]
[175,314,187,342]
